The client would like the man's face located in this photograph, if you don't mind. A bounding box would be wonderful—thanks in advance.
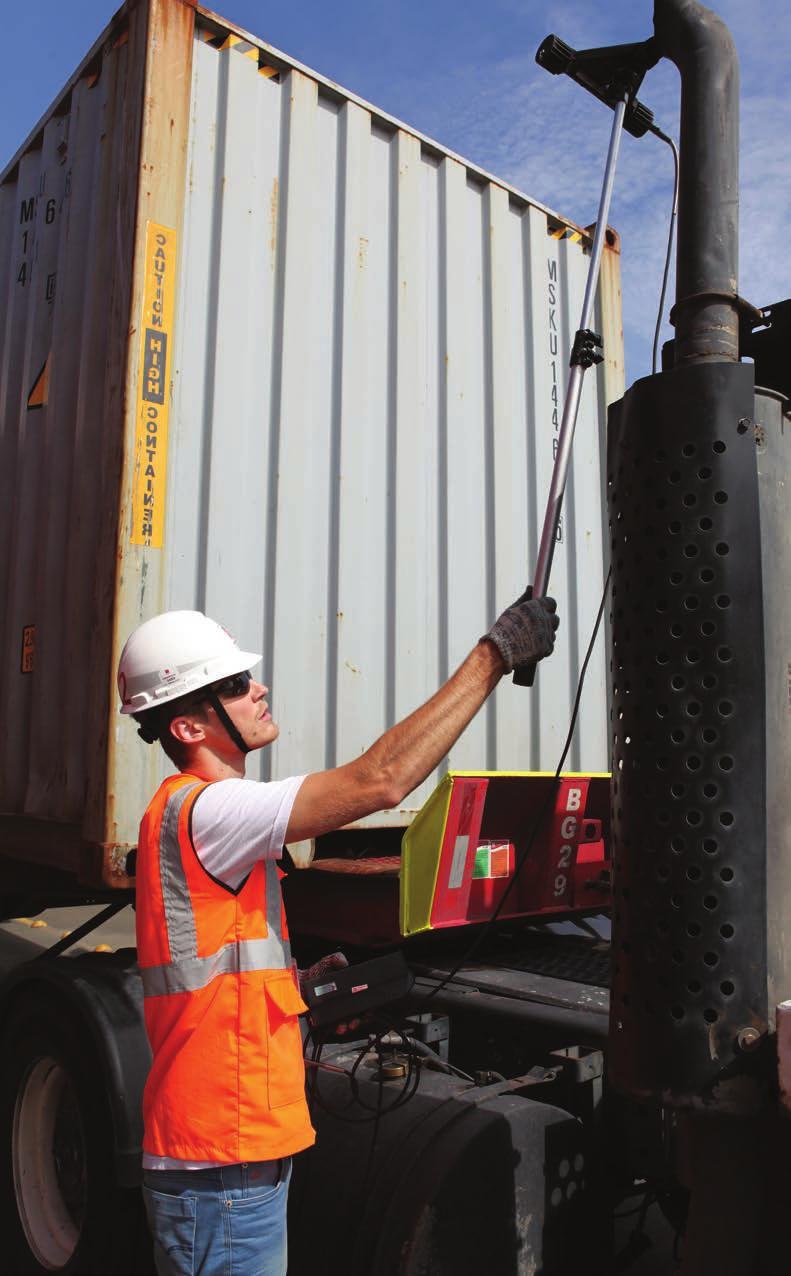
[215,676,279,753]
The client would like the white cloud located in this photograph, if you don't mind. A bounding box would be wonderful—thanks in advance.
[392,2,789,383]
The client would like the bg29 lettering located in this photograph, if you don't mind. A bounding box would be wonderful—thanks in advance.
[552,788,582,897]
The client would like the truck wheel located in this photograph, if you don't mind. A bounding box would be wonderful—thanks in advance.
[0,989,152,1275]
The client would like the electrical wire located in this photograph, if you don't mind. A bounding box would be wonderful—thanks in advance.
[613,1187,655,1270]
[304,1021,420,1125]
[648,126,680,375]
[407,1036,475,1081]
[361,1057,386,1188]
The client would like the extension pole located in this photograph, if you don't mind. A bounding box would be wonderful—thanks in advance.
[515,95,627,685]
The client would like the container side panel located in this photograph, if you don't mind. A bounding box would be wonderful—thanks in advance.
[195,50,273,634]
[0,181,16,680]
[84,5,154,855]
[523,207,570,766]
[31,65,120,819]
[106,0,197,856]
[566,242,608,773]
[489,194,531,767]
[159,35,611,834]
[553,234,606,772]
[0,24,145,840]
[390,131,436,814]
[332,105,391,769]
[442,160,490,772]
[0,150,43,811]
[21,113,73,813]
[165,37,222,610]
[265,71,337,778]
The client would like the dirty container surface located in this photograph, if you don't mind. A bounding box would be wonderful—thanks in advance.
[0,0,623,894]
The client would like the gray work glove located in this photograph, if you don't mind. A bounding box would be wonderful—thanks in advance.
[298,951,348,996]
[482,589,559,672]
[298,952,361,1035]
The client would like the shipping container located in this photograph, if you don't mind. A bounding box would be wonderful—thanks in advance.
[0,0,623,894]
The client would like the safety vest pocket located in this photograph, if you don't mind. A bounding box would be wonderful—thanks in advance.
[264,974,308,1109]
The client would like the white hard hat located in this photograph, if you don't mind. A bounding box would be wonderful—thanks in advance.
[117,611,261,716]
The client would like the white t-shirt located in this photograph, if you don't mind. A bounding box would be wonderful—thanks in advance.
[143,773,306,1171]
[191,774,305,890]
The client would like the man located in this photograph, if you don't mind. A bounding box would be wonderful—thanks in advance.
[118,591,558,1276]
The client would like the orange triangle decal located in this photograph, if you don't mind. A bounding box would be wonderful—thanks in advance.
[27,355,50,410]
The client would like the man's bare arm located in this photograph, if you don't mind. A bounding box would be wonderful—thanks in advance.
[285,640,504,844]
[284,592,558,844]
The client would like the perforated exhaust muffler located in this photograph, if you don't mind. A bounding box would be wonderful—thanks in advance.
[607,0,790,1111]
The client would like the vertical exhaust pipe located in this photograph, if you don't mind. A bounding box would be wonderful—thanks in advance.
[608,0,768,1111]
[605,2,790,1268]
[653,0,740,363]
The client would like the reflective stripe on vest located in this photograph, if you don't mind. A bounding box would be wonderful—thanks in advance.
[140,780,292,999]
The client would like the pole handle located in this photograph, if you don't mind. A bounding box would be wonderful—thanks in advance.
[513,662,537,687]
[516,96,627,692]
[511,586,538,686]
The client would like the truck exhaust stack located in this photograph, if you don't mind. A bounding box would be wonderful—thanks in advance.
[654,0,741,364]
[608,1,791,1268]
[609,0,791,1113]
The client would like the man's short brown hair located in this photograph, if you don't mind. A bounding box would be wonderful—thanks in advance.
[134,693,211,770]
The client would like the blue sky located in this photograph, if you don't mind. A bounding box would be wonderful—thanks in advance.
[2,1,788,382]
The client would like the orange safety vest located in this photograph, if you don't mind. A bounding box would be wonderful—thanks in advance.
[135,772,315,1162]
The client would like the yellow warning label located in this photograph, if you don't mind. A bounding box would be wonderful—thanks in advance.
[130,222,177,548]
[21,625,35,673]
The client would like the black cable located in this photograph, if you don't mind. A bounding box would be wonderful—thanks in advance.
[349,1028,421,1115]
[648,126,680,375]
[361,1057,386,1188]
[613,1188,655,1270]
[304,1021,420,1125]
[407,1036,475,1082]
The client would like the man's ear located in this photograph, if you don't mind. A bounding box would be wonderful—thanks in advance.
[169,713,207,747]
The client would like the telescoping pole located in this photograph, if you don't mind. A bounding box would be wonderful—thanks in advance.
[515,94,627,686]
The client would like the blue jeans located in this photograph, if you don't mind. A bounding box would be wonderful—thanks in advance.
[142,1159,292,1276]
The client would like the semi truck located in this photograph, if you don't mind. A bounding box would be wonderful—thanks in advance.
[0,0,787,1273]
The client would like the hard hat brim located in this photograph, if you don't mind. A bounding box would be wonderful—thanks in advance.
[120,650,262,715]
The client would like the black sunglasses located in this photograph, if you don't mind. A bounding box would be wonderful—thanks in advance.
[208,670,252,701]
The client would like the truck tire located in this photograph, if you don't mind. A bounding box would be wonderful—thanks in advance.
[0,987,153,1275]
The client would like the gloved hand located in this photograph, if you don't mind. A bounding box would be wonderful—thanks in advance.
[298,952,361,1035]
[298,951,349,996]
[482,589,559,672]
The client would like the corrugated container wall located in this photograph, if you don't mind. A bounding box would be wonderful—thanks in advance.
[0,2,152,885]
[0,0,623,889]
